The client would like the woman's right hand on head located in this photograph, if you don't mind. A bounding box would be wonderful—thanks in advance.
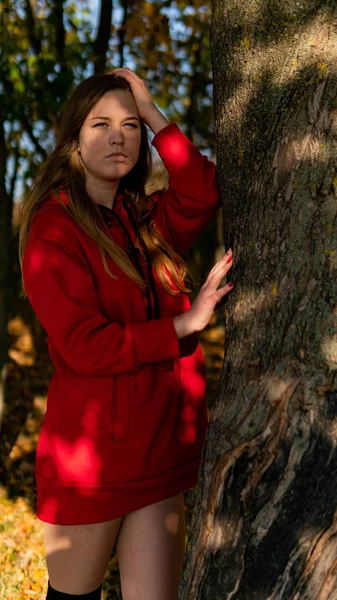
[188,249,234,332]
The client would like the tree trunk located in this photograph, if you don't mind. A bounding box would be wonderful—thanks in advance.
[93,0,113,74]
[0,116,11,431]
[180,1,337,598]
[118,0,128,68]
[52,0,66,70]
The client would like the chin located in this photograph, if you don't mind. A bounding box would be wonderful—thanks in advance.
[101,167,130,180]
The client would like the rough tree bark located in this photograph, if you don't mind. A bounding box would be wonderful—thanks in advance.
[180,1,337,598]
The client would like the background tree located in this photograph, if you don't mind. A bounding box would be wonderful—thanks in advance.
[180,1,337,598]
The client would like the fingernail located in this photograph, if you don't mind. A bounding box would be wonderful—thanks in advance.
[226,256,232,264]
[228,281,235,287]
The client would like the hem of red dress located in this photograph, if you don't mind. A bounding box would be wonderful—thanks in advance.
[35,456,201,525]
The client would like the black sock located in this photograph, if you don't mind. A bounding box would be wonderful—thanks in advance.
[46,580,102,599]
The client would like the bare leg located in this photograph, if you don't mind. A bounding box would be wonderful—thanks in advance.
[43,516,123,595]
[116,493,186,600]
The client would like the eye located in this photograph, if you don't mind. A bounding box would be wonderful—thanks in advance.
[93,122,108,128]
[125,123,138,128]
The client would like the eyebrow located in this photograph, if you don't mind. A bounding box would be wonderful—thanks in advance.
[90,116,140,122]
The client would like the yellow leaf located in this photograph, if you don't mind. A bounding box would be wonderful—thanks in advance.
[32,568,45,581]
[144,2,154,17]
[31,582,43,591]
[318,63,328,77]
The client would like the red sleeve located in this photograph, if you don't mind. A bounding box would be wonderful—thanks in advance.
[150,123,221,256]
[22,237,180,376]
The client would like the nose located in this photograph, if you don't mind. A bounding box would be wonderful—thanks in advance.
[108,127,124,146]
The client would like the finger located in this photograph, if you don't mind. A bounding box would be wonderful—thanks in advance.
[202,269,231,299]
[110,68,139,79]
[214,282,235,302]
[108,68,129,76]
[216,248,233,270]
[205,262,233,295]
[210,248,232,275]
[207,251,233,283]
[214,290,232,311]
[219,281,235,295]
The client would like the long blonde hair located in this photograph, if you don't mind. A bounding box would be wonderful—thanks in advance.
[19,73,196,298]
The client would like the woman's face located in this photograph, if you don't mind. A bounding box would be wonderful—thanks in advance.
[78,89,142,183]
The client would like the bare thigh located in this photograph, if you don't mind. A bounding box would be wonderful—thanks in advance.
[116,493,186,600]
[43,516,123,595]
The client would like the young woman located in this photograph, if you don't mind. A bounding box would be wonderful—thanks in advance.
[19,68,234,599]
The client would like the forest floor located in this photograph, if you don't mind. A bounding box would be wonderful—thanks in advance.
[0,314,225,600]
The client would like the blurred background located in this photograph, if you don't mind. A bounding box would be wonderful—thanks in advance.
[0,1,225,597]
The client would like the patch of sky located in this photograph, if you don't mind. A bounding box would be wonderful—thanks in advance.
[203,95,213,107]
[32,122,55,153]
[157,43,169,52]
[47,72,57,82]
[14,1,27,19]
[183,6,196,16]
[161,5,180,18]
[177,82,187,95]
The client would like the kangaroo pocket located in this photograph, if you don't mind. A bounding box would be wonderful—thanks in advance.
[57,367,114,484]
[59,368,132,446]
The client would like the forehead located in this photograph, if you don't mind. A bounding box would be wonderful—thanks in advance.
[89,89,138,117]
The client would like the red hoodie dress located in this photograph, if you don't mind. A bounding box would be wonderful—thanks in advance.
[22,123,221,525]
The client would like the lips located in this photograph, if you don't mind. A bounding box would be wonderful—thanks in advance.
[106,152,127,158]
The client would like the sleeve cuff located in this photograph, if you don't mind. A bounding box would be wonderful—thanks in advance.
[151,123,181,148]
[131,316,180,365]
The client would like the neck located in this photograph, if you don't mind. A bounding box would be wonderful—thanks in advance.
[85,174,120,210]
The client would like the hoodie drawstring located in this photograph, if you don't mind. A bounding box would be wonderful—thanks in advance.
[97,201,161,321]
[122,200,161,320]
